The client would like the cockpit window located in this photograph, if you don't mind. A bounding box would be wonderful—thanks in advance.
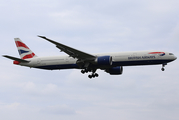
[169,53,174,55]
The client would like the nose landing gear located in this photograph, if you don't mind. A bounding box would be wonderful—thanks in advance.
[161,63,167,71]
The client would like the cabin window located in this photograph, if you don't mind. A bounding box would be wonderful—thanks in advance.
[169,53,174,55]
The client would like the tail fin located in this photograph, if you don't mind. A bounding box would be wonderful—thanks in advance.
[14,38,37,59]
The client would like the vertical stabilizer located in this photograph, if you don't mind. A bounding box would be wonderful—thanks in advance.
[14,38,37,59]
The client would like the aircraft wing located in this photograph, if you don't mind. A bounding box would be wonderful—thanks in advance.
[38,36,96,60]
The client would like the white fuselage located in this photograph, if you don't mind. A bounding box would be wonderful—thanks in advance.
[18,51,177,70]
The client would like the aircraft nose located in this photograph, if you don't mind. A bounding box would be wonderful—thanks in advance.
[174,56,177,60]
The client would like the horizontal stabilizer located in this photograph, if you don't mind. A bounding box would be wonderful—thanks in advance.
[3,55,30,63]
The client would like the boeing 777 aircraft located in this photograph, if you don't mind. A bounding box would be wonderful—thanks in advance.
[3,36,177,78]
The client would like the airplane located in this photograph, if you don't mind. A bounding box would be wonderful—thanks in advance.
[3,36,177,79]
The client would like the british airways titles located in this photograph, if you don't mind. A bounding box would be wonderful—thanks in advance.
[128,56,156,60]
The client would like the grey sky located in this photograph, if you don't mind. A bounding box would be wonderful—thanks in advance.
[0,0,179,120]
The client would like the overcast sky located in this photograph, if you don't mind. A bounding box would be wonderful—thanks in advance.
[0,0,179,120]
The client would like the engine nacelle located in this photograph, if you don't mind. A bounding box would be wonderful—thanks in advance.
[95,56,112,66]
[105,66,123,75]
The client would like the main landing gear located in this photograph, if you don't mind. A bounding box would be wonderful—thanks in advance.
[161,63,167,71]
[88,73,99,79]
[81,69,99,79]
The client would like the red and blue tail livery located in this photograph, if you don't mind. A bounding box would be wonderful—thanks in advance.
[3,36,177,79]
[14,38,37,59]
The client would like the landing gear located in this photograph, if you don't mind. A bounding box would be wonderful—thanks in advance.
[161,68,165,71]
[88,73,99,79]
[81,69,88,74]
[161,63,167,71]
[81,69,99,78]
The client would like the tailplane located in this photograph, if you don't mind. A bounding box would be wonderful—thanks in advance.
[14,38,37,59]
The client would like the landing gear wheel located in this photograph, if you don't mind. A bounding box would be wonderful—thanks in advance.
[161,68,165,71]
[92,74,95,78]
[84,69,88,73]
[81,70,85,74]
[95,73,99,77]
[88,75,92,79]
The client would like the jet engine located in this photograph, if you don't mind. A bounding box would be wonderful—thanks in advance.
[95,56,112,66]
[105,66,123,75]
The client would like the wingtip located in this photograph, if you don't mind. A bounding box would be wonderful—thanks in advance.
[2,55,7,57]
[38,35,47,39]
[2,55,10,58]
